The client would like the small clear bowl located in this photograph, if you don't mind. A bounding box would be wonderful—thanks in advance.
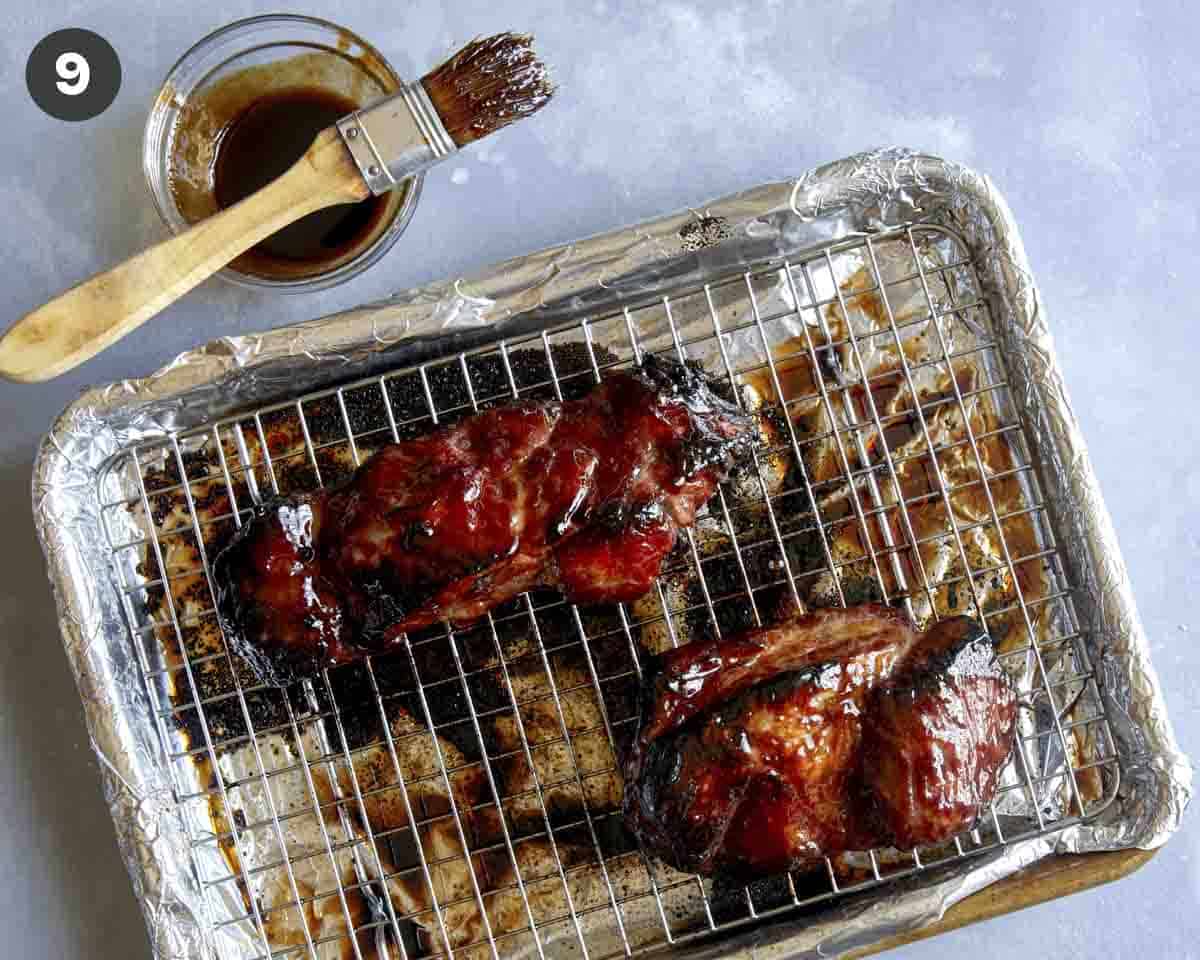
[143,14,422,292]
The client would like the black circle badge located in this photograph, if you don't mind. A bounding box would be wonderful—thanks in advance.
[26,28,121,122]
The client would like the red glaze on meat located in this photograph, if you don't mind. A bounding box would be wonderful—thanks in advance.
[862,617,1019,849]
[213,356,753,684]
[623,606,1018,877]
[553,514,677,605]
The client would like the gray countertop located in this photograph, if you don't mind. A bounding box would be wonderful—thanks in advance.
[0,1,1195,957]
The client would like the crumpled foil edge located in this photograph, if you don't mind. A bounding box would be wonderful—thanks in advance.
[32,148,1190,959]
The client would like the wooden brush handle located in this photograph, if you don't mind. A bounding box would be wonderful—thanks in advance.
[0,128,369,383]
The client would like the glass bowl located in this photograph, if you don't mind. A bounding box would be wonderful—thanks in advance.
[143,14,422,292]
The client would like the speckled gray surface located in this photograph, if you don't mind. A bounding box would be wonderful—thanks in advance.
[0,2,1195,957]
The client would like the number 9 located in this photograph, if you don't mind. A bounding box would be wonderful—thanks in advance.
[55,51,89,96]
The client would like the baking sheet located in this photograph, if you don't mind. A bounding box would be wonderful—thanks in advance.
[32,149,1191,959]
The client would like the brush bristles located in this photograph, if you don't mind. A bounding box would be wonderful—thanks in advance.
[421,32,555,147]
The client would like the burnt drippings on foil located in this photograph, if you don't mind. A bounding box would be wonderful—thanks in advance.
[678,215,732,252]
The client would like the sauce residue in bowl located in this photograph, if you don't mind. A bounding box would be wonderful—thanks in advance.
[166,49,407,283]
[212,86,389,277]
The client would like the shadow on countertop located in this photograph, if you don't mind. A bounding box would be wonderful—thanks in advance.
[0,458,149,957]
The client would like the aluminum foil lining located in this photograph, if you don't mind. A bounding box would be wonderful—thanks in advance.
[32,149,1191,960]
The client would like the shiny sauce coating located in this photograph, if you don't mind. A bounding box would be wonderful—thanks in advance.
[623,606,1018,877]
[213,357,754,684]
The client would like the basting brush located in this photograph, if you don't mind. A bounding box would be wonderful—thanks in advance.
[0,32,555,383]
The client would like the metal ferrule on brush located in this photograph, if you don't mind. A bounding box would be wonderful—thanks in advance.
[336,82,458,196]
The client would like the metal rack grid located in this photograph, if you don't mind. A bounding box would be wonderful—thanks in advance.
[97,223,1122,960]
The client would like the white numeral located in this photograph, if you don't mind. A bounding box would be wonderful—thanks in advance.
[55,51,89,96]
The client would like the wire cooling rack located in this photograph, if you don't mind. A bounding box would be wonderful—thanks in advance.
[96,224,1122,960]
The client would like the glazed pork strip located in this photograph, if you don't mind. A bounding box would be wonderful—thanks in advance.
[213,355,754,684]
[623,604,1018,877]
